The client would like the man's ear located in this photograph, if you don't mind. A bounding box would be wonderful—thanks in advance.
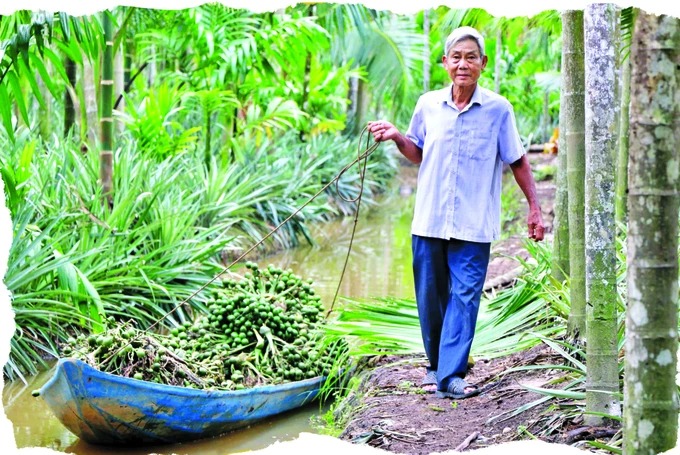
[481,55,489,70]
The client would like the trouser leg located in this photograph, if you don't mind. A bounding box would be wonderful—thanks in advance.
[412,235,450,373]
[437,238,490,391]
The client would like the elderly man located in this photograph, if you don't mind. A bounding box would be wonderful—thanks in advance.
[368,26,545,399]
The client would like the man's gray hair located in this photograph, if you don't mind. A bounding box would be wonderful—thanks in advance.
[444,26,485,57]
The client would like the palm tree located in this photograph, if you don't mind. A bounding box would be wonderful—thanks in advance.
[583,3,620,425]
[313,4,423,133]
[624,11,680,455]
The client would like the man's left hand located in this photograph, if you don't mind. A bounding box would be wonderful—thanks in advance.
[528,208,545,241]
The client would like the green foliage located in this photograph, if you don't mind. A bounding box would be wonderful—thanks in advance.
[0,11,101,142]
[0,135,35,217]
[118,81,201,159]
[324,241,567,359]
[3,125,397,380]
[533,163,557,182]
[5,203,102,382]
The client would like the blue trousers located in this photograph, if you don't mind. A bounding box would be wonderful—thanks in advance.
[412,235,490,391]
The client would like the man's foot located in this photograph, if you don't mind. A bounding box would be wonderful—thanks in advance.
[435,376,480,399]
[420,370,437,393]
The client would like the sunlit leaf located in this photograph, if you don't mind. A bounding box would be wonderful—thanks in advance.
[16,57,45,110]
[6,70,28,126]
[0,83,15,142]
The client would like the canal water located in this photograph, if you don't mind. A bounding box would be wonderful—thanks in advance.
[3,175,418,454]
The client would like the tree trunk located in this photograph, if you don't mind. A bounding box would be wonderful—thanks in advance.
[299,5,315,141]
[37,58,52,140]
[615,18,633,226]
[100,11,114,208]
[495,28,502,94]
[124,36,133,88]
[624,12,680,455]
[345,76,358,134]
[147,43,157,85]
[423,9,430,93]
[204,102,212,169]
[541,90,550,142]
[63,55,77,138]
[563,10,587,341]
[354,78,371,135]
[552,19,571,282]
[82,58,98,146]
[114,31,125,133]
[583,3,621,425]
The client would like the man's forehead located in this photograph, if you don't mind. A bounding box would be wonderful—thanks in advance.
[448,41,481,54]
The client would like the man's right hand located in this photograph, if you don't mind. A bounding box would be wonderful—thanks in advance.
[367,120,398,143]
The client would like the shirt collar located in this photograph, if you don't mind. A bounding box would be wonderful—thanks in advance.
[441,83,485,108]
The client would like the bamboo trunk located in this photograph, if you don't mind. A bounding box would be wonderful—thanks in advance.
[354,78,371,136]
[344,76,358,135]
[296,6,315,141]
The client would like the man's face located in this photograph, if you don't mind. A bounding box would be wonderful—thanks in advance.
[442,38,488,88]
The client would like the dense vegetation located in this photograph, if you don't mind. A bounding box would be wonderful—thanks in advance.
[3,5,680,455]
[1,5,563,381]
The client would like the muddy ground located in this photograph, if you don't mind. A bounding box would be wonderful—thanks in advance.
[331,152,620,454]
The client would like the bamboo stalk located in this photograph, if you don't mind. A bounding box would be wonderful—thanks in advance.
[100,11,114,208]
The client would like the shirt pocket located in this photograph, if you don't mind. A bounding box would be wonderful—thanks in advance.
[468,130,495,161]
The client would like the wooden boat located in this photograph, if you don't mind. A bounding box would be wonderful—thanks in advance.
[38,357,324,446]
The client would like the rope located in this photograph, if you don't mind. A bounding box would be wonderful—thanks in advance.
[326,127,374,317]
[141,126,380,335]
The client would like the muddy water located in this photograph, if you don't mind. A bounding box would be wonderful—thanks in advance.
[264,189,416,307]
[3,185,417,454]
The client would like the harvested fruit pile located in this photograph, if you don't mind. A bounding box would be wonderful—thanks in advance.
[61,262,347,390]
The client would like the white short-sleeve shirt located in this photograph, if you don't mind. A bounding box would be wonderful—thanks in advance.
[405,84,525,243]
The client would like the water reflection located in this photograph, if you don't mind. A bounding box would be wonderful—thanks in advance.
[4,184,416,454]
[264,190,416,308]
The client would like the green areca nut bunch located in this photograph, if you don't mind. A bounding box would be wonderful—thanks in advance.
[61,263,347,390]
[62,320,203,387]
[207,262,323,346]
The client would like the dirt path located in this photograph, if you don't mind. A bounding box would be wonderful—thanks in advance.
[332,152,608,453]
[336,345,571,454]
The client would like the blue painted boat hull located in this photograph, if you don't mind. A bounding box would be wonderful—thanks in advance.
[38,358,324,446]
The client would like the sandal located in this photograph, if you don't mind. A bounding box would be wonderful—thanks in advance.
[420,370,437,393]
[435,376,480,399]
